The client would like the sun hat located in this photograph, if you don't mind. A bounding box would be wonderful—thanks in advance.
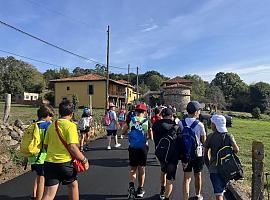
[187,101,204,114]
[135,103,147,111]
[211,114,228,133]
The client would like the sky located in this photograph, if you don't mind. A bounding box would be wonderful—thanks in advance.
[1,0,270,84]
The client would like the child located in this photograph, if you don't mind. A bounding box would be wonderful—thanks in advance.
[79,107,93,152]
[23,104,54,200]
[118,105,126,139]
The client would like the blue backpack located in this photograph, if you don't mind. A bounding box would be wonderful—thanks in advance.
[128,117,148,149]
[180,119,199,163]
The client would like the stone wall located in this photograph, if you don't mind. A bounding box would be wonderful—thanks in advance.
[163,88,190,112]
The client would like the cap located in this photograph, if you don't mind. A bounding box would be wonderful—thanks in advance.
[211,114,228,133]
[187,101,204,114]
[83,107,90,113]
[135,103,147,111]
[161,108,173,117]
[109,102,116,108]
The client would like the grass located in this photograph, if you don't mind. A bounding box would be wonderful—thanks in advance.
[227,118,270,193]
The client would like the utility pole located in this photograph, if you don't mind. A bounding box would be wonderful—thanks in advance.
[106,25,110,110]
[136,66,139,100]
[126,64,130,105]
[127,64,130,84]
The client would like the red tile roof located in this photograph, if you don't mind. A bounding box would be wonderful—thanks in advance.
[163,76,193,85]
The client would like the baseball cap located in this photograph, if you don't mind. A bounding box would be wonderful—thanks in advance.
[135,103,147,111]
[211,114,228,133]
[161,108,173,117]
[186,101,204,114]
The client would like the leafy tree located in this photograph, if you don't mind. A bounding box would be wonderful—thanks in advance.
[184,74,206,101]
[145,75,164,91]
[205,84,226,112]
[95,64,106,77]
[44,68,70,89]
[251,107,261,119]
[250,82,270,113]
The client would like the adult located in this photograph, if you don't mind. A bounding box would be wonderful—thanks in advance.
[106,103,121,150]
[127,103,153,199]
[42,100,89,200]
[152,108,180,200]
[204,115,239,200]
[179,101,206,200]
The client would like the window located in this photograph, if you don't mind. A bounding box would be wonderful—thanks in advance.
[33,96,37,100]
[62,97,67,101]
[25,95,30,100]
[67,86,70,91]
[88,85,94,95]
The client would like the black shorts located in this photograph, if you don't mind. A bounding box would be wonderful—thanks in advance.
[182,157,204,173]
[160,162,178,181]
[107,130,117,136]
[80,127,90,134]
[44,161,77,186]
[128,146,149,167]
[31,164,44,176]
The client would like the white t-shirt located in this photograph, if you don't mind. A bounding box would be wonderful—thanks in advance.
[178,117,206,146]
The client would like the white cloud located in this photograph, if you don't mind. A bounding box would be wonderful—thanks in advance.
[141,24,158,32]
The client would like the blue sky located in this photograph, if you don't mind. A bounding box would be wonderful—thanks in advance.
[1,0,270,84]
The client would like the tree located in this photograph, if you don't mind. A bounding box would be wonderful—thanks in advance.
[184,74,206,101]
[205,84,226,112]
[145,75,164,91]
[95,64,106,77]
[43,68,70,90]
[250,82,270,113]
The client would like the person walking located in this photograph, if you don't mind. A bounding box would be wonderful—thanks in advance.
[41,100,89,200]
[106,103,121,150]
[179,101,206,200]
[152,108,180,200]
[204,114,239,200]
[127,103,153,199]
[23,105,54,200]
[118,105,127,139]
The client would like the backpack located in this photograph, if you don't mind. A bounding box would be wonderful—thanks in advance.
[102,111,111,126]
[78,117,90,131]
[20,122,41,157]
[128,117,148,149]
[179,119,199,163]
[216,133,244,183]
[151,115,161,125]
[155,124,179,163]
[118,110,126,121]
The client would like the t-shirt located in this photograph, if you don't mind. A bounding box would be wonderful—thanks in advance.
[129,116,149,146]
[28,120,51,165]
[44,119,79,163]
[106,110,117,130]
[151,115,161,126]
[204,131,236,173]
[178,117,206,146]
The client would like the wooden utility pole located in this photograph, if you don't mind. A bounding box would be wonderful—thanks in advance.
[106,25,110,110]
[126,64,130,105]
[136,66,139,100]
[127,64,130,85]
[252,141,264,200]
[3,94,11,124]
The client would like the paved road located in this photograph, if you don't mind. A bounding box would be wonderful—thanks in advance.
[0,137,235,200]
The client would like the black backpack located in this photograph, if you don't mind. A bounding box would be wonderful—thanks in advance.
[216,133,244,183]
[155,124,179,163]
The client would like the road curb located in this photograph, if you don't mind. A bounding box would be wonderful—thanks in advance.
[228,182,250,200]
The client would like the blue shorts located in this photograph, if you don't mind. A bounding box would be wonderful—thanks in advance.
[210,173,227,196]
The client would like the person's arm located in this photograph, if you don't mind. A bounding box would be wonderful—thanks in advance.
[200,123,207,144]
[204,147,210,168]
[229,134,239,154]
[122,123,129,135]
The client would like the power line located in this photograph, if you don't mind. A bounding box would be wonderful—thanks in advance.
[0,19,134,70]
[0,49,63,68]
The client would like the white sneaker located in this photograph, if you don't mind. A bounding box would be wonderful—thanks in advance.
[195,195,203,200]
[114,143,121,148]
[107,145,111,150]
[120,135,123,139]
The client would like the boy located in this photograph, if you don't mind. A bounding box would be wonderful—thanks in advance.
[127,103,153,199]
[179,101,206,200]
[79,107,93,152]
[204,115,239,200]
[24,104,54,200]
[42,100,89,200]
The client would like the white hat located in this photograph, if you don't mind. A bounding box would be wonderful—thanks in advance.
[211,114,228,133]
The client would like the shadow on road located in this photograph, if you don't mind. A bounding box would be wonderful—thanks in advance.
[0,194,160,200]
[89,158,129,167]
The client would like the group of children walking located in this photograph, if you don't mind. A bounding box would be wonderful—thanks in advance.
[21,99,240,200]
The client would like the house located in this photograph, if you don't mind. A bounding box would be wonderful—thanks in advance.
[15,92,39,105]
[117,80,139,103]
[50,74,138,108]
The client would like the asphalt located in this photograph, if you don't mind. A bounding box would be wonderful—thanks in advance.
[0,137,236,200]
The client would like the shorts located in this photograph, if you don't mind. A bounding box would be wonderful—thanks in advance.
[210,173,227,195]
[80,127,90,134]
[160,162,178,181]
[128,146,149,167]
[31,164,44,176]
[182,157,204,173]
[107,130,117,136]
[44,161,77,186]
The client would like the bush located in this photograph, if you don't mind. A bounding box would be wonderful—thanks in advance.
[44,92,55,106]
[252,107,261,119]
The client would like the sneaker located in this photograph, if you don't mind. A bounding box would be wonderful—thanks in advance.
[107,145,111,150]
[120,135,124,139]
[80,147,84,152]
[114,143,121,148]
[128,186,136,199]
[160,187,165,200]
[136,187,145,198]
[195,195,203,200]
[83,146,91,151]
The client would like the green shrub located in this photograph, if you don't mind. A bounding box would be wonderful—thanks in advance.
[252,107,261,119]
